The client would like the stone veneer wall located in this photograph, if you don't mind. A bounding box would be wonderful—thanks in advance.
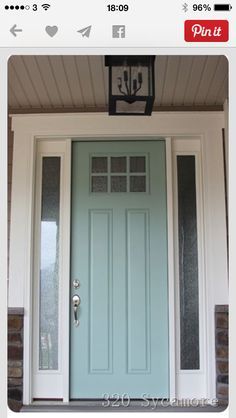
[8,309,24,412]
[215,305,228,406]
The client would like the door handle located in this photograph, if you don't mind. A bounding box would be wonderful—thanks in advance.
[72,294,81,327]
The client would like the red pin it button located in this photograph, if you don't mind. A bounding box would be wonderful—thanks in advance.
[185,20,229,42]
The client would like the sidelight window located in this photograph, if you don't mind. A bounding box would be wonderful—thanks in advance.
[176,154,200,371]
[39,157,61,370]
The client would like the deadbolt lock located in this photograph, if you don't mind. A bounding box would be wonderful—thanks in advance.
[73,279,80,289]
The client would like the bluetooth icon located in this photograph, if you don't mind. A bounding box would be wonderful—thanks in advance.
[182,3,188,12]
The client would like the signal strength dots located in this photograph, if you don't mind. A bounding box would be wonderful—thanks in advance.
[41,3,51,10]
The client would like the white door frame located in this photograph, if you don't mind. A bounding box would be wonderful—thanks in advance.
[8,112,228,404]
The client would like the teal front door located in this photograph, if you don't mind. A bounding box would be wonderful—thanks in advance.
[70,140,169,399]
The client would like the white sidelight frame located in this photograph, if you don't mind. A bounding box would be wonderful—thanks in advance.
[172,139,207,398]
[32,140,71,400]
[8,112,228,404]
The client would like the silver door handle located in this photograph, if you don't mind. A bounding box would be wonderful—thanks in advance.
[72,294,80,327]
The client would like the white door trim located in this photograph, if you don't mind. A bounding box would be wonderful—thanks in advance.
[165,137,176,399]
[32,140,71,401]
[172,139,207,398]
[8,112,228,404]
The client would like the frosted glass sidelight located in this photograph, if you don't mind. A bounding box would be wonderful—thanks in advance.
[177,156,200,370]
[39,157,60,370]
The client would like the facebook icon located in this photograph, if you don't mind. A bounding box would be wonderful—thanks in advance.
[112,25,126,38]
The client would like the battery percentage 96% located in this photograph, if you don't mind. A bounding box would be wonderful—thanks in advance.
[193,4,212,11]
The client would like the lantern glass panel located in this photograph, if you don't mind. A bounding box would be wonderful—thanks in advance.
[116,100,147,114]
[112,66,149,96]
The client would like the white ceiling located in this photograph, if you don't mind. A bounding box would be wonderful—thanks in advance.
[8,55,228,113]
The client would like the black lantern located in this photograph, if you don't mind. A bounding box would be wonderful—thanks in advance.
[105,56,155,116]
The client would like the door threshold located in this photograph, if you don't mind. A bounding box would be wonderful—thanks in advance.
[21,400,227,413]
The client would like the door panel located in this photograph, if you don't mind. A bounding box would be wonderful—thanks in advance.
[89,210,113,373]
[70,140,169,398]
[127,210,150,373]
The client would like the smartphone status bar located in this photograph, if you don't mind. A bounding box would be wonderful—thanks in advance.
[0,0,235,47]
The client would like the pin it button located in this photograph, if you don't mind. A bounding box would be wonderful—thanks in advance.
[185,20,229,42]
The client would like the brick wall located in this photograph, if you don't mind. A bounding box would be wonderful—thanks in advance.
[215,305,228,406]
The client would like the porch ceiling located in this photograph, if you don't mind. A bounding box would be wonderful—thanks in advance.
[8,55,228,113]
